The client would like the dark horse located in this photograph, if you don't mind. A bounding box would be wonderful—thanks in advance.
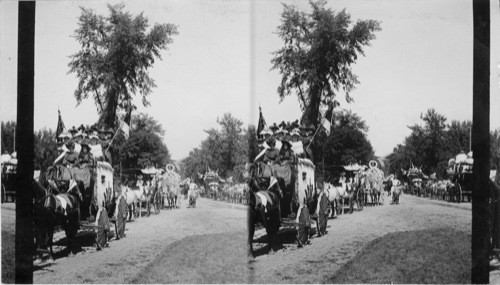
[247,163,282,256]
[247,162,319,256]
[33,179,82,263]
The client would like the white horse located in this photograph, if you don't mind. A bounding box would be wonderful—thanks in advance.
[324,177,355,216]
[187,183,199,208]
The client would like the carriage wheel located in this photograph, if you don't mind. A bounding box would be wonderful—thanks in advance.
[296,205,311,247]
[317,194,329,237]
[154,192,162,214]
[356,189,364,211]
[115,197,127,239]
[96,208,110,250]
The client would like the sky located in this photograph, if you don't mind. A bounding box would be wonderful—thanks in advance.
[1,0,499,160]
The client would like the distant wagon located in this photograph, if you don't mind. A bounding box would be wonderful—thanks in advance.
[447,151,473,202]
[1,153,17,203]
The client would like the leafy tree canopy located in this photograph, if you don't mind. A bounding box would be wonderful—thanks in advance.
[181,113,250,183]
[68,4,178,129]
[272,0,381,127]
[1,121,16,154]
[384,108,484,179]
[114,113,171,169]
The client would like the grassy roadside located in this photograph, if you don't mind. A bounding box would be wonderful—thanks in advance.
[130,231,249,283]
[2,206,15,284]
[325,228,471,284]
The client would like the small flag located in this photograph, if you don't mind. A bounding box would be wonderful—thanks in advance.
[120,106,133,139]
[257,106,267,137]
[321,116,331,136]
[55,109,66,140]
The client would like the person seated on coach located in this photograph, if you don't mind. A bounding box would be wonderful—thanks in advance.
[78,138,94,167]
[62,140,79,168]
[263,137,280,164]
[279,140,294,165]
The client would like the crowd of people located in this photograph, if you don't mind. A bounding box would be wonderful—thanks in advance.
[256,120,316,164]
[55,124,115,168]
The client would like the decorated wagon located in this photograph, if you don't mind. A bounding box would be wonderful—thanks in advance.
[447,151,473,202]
[1,153,17,203]
[42,160,127,250]
[203,169,222,200]
[248,156,329,252]
[160,164,182,209]
[323,163,366,215]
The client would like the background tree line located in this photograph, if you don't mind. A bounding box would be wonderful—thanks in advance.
[181,113,251,183]
[1,112,172,173]
[384,108,500,179]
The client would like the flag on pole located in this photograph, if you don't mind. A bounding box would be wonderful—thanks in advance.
[257,106,267,137]
[321,115,331,136]
[55,109,66,140]
[120,106,133,139]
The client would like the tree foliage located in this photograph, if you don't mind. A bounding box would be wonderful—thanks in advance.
[1,121,16,154]
[384,109,480,179]
[272,1,381,127]
[114,113,171,169]
[68,4,178,128]
[320,110,374,166]
[34,128,59,172]
[181,113,249,182]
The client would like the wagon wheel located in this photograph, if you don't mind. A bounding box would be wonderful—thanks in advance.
[115,197,127,240]
[154,191,162,214]
[296,205,311,247]
[356,188,364,211]
[317,194,329,237]
[96,208,110,250]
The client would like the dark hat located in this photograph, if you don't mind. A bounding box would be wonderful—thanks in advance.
[77,124,86,132]
[269,123,279,131]
[291,120,300,129]
[80,138,91,149]
[279,121,287,129]
[68,126,78,134]
[281,140,292,148]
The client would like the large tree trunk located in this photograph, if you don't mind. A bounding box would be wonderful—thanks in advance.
[99,87,119,129]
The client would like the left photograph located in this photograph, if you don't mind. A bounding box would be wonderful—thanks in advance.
[1,1,251,283]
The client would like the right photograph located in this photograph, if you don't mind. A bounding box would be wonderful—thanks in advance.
[246,0,500,283]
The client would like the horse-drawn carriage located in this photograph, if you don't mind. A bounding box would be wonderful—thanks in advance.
[248,157,330,253]
[120,167,163,217]
[447,152,473,202]
[405,165,425,196]
[1,153,17,203]
[203,169,221,200]
[323,163,366,215]
[160,164,182,209]
[34,160,128,261]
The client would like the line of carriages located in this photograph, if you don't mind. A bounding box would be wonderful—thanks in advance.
[248,157,393,255]
[32,160,199,264]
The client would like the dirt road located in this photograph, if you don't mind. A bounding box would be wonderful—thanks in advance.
[33,198,247,283]
[249,194,471,283]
